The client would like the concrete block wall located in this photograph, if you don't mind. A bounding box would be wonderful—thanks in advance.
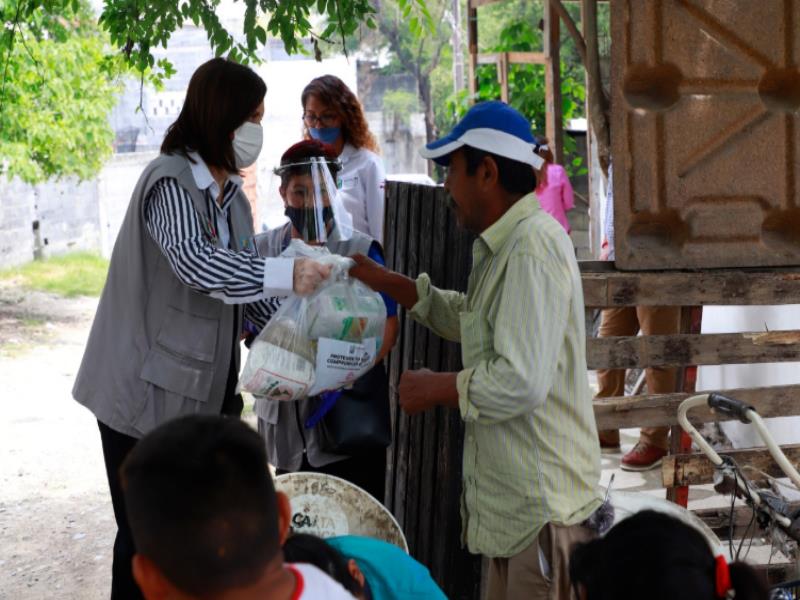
[34,179,101,258]
[0,152,155,269]
[0,178,36,267]
[96,151,158,257]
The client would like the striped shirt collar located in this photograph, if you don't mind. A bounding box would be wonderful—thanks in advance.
[187,151,243,210]
[479,192,540,255]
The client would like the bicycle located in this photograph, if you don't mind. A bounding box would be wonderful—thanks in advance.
[678,393,800,599]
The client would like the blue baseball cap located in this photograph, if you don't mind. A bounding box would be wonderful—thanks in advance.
[419,101,544,169]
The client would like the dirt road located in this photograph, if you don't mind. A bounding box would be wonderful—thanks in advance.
[1,282,112,600]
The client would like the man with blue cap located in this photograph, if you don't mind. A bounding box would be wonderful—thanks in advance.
[350,101,602,600]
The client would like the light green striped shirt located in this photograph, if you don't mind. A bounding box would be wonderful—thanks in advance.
[409,192,602,558]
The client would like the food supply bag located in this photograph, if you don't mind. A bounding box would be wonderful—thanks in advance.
[238,240,386,400]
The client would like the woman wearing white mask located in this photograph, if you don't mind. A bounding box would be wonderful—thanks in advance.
[72,58,330,600]
[301,75,387,242]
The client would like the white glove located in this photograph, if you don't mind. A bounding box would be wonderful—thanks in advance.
[293,258,332,296]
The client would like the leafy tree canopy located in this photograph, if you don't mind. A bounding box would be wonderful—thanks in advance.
[0,0,121,182]
[99,0,379,82]
[1,0,386,182]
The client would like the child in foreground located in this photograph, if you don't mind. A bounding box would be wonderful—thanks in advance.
[121,415,356,600]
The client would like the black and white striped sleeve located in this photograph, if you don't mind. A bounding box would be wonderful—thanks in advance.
[145,178,294,304]
[243,296,284,334]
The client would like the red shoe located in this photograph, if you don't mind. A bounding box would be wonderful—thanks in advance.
[621,442,667,471]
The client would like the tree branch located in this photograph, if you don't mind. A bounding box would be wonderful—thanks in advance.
[420,2,449,76]
[334,0,349,57]
[549,0,587,67]
[0,0,24,124]
[582,0,610,175]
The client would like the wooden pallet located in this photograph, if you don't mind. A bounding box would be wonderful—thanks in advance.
[583,261,800,566]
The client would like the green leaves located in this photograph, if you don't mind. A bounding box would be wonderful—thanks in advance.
[396,0,434,35]
[0,0,397,183]
[0,0,120,183]
[93,0,377,79]
[4,0,381,95]
[441,18,588,176]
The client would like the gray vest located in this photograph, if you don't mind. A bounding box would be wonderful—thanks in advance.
[72,154,254,438]
[252,223,375,470]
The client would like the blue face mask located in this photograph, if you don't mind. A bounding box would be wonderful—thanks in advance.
[309,127,341,145]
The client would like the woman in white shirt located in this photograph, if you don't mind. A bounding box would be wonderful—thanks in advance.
[301,75,387,242]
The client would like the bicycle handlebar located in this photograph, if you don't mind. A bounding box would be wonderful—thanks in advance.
[707,392,756,424]
[678,393,800,522]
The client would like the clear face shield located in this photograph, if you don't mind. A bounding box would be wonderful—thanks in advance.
[274,156,354,244]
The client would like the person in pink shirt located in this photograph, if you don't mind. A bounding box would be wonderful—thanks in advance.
[533,137,574,233]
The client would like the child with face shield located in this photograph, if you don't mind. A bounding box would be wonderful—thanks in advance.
[248,140,399,502]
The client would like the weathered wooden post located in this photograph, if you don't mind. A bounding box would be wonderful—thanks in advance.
[383,181,481,600]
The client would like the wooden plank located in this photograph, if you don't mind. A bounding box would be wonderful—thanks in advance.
[410,186,435,565]
[411,186,480,599]
[667,306,702,506]
[390,183,412,527]
[587,330,800,370]
[477,52,546,65]
[476,53,501,65]
[544,0,564,164]
[428,189,450,583]
[401,183,423,554]
[498,53,509,104]
[383,183,400,506]
[579,259,616,272]
[467,6,478,98]
[507,51,546,64]
[469,0,503,8]
[581,269,800,307]
[663,445,800,487]
[594,384,800,430]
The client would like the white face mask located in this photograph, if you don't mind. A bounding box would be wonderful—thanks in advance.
[232,121,263,169]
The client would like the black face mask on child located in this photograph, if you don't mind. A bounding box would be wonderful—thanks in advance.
[285,206,335,242]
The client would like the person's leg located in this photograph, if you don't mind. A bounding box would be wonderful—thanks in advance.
[595,307,640,449]
[637,306,681,448]
[98,421,144,600]
[621,306,682,470]
[486,556,510,600]
[220,355,244,417]
[504,537,549,600]
[305,451,387,502]
[541,522,596,600]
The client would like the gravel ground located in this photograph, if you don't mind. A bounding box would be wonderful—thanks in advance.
[0,282,112,600]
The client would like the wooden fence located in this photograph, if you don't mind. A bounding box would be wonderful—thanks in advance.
[383,181,480,599]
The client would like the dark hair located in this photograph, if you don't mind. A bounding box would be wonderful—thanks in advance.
[121,415,281,597]
[277,139,342,188]
[161,58,266,173]
[569,510,768,600]
[461,145,538,195]
[301,75,379,153]
[283,534,367,598]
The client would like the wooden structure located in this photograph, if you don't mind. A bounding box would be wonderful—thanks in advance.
[584,261,800,574]
[384,182,800,595]
[383,182,479,599]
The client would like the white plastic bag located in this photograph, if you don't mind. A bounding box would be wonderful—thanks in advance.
[238,240,386,399]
